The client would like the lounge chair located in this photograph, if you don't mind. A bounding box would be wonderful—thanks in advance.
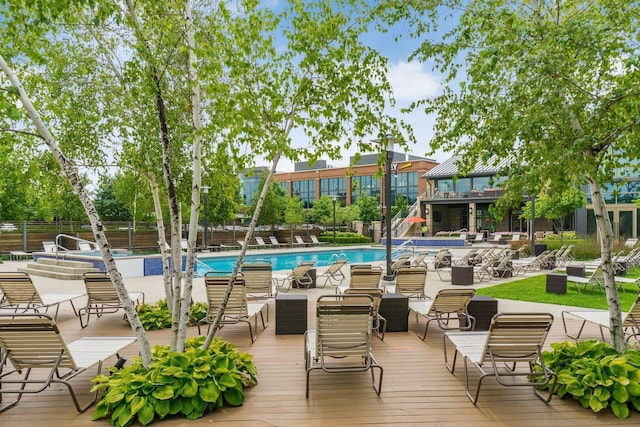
[77,241,94,251]
[197,273,269,342]
[304,294,383,397]
[343,287,387,339]
[443,312,556,404]
[391,266,428,298]
[241,262,277,299]
[561,295,640,341]
[294,235,312,247]
[273,261,315,292]
[624,238,638,248]
[8,251,31,261]
[339,264,382,293]
[452,248,478,266]
[254,236,273,248]
[410,251,431,267]
[567,265,605,294]
[472,232,484,243]
[237,239,259,249]
[269,236,287,247]
[316,259,348,289]
[78,272,145,328]
[0,313,136,413]
[390,254,412,275]
[42,241,59,253]
[0,272,84,320]
[310,235,329,246]
[409,288,476,340]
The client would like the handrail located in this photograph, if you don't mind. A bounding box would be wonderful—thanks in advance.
[194,257,215,277]
[392,239,414,256]
[328,251,348,263]
[55,234,96,251]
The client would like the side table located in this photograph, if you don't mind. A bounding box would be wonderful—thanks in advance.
[275,294,307,334]
[546,273,567,294]
[379,293,408,332]
[451,265,474,285]
[467,296,498,331]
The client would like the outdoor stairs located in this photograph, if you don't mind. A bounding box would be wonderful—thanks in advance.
[17,257,100,280]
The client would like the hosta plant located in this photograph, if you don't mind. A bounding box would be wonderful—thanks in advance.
[135,299,208,330]
[540,339,640,418]
[91,336,257,426]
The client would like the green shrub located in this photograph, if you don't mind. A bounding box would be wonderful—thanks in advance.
[91,336,257,426]
[136,299,208,330]
[539,238,602,260]
[540,339,640,419]
[318,231,371,244]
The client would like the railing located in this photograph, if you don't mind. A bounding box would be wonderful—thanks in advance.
[394,201,419,237]
[392,239,415,257]
[193,257,216,277]
[328,251,348,263]
[55,234,96,251]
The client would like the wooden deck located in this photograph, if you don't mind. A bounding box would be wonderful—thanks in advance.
[1,287,638,427]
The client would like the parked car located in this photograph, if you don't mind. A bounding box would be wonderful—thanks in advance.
[0,223,18,231]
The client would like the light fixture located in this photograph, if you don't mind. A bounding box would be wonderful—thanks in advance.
[425,208,429,215]
[469,207,473,215]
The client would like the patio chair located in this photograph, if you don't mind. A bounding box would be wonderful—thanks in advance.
[294,235,312,247]
[316,259,348,289]
[561,295,640,341]
[341,264,382,292]
[410,251,431,267]
[198,273,269,342]
[430,248,452,270]
[391,254,412,275]
[310,235,329,246]
[254,236,273,248]
[392,266,428,298]
[304,294,383,397]
[472,232,484,243]
[269,236,287,248]
[409,288,476,340]
[237,239,259,249]
[567,265,605,294]
[241,262,277,299]
[343,288,387,340]
[42,241,60,253]
[0,272,84,320]
[452,248,478,266]
[78,272,145,329]
[274,261,315,292]
[77,241,94,251]
[0,313,136,413]
[443,312,556,404]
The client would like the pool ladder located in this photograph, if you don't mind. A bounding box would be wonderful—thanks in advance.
[328,251,348,263]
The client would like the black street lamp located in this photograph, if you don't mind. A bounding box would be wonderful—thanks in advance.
[332,195,337,244]
[202,185,210,250]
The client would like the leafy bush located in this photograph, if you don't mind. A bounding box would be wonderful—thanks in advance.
[318,231,371,244]
[91,336,257,426]
[540,340,640,419]
[136,299,208,330]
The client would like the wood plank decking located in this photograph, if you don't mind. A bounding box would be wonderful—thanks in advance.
[1,291,638,427]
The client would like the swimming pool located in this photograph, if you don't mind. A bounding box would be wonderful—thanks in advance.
[196,247,388,274]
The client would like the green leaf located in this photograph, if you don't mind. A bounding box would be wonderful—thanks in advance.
[611,400,630,419]
[199,382,221,403]
[151,385,175,400]
[130,395,146,415]
[138,403,156,425]
[223,387,244,406]
[181,379,198,397]
[612,382,629,403]
[589,394,608,412]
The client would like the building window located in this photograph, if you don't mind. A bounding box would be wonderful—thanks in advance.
[352,175,380,203]
[393,172,418,204]
[320,177,346,202]
[455,178,471,197]
[292,179,316,208]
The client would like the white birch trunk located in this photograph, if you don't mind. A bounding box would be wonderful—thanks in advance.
[589,178,625,351]
[176,1,203,352]
[0,54,153,366]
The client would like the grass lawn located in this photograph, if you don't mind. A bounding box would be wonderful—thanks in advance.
[475,267,640,311]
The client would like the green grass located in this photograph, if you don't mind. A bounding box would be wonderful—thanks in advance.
[476,267,640,310]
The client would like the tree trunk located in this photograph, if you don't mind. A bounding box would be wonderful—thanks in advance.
[589,178,625,352]
[0,54,153,366]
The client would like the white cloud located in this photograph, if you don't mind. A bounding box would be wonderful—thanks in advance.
[388,61,440,102]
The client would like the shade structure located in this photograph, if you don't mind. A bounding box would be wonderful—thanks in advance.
[404,216,426,223]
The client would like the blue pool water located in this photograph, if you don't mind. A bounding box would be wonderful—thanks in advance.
[196,248,387,273]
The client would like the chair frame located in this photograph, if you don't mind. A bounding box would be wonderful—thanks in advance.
[316,259,348,289]
[409,288,476,340]
[443,312,556,404]
[274,261,315,292]
[393,266,428,298]
[78,272,145,328]
[561,295,640,341]
[198,273,268,342]
[343,288,387,340]
[0,313,135,413]
[304,294,383,397]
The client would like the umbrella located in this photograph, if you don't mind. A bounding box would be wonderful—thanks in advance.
[404,216,426,223]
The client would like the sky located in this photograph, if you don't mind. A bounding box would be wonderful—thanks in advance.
[264,1,458,172]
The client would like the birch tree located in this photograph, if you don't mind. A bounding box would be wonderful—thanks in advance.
[395,0,640,351]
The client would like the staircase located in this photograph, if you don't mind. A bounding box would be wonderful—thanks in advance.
[17,257,100,280]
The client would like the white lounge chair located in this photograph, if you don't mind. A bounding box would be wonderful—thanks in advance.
[562,295,640,341]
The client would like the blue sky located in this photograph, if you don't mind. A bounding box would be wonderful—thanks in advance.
[263,1,457,172]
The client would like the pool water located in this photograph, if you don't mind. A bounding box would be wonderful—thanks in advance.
[196,248,387,274]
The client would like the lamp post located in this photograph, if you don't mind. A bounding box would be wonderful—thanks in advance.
[530,195,536,256]
[373,134,396,280]
[202,185,210,250]
[332,195,337,244]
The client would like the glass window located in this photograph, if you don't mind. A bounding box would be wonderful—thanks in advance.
[393,172,418,204]
[455,178,471,197]
[352,175,380,203]
[320,177,346,202]
[292,179,316,208]
[437,179,453,195]
[472,177,490,191]
[616,181,640,204]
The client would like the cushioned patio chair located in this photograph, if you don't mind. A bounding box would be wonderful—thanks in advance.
[316,259,348,290]
[0,313,136,413]
[409,288,476,340]
[241,262,277,299]
[304,294,383,397]
[274,261,315,292]
[198,273,268,342]
[78,272,145,328]
[561,295,640,341]
[443,312,556,404]
[0,272,84,320]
